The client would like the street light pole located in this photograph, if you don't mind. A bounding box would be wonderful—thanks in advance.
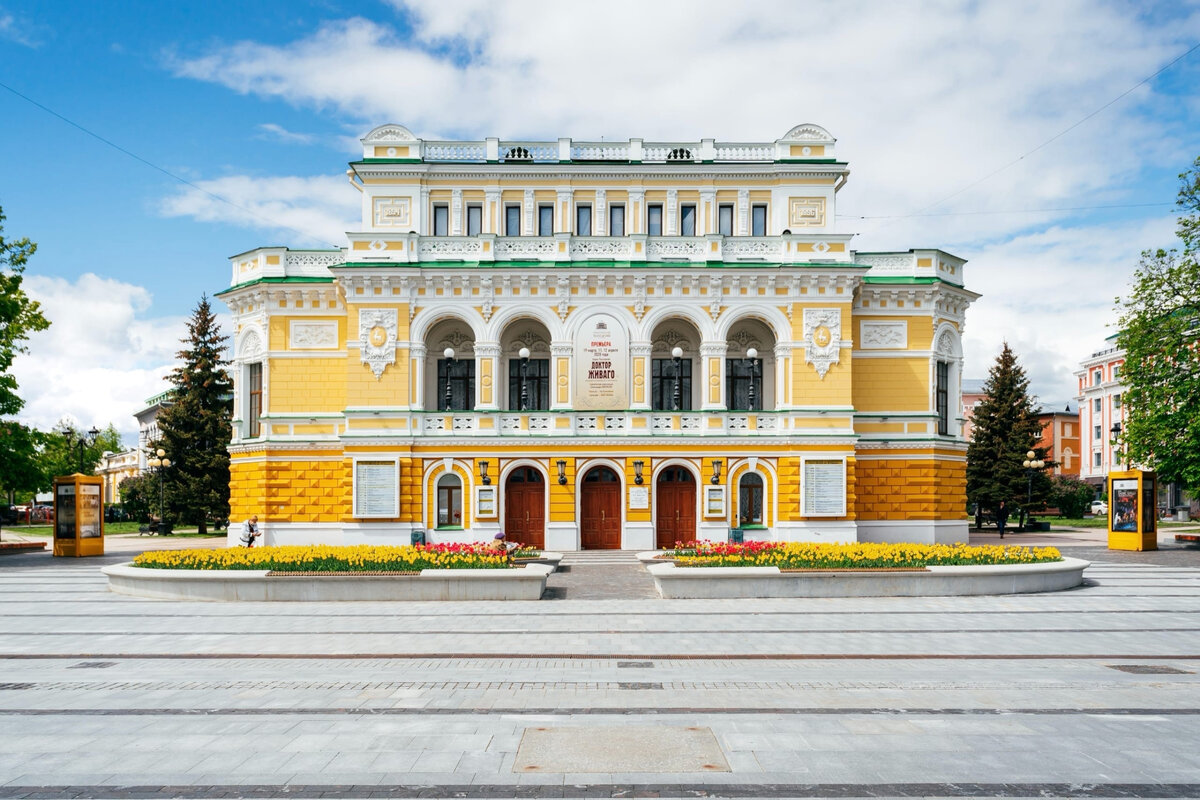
[671,346,683,411]
[1022,449,1045,530]
[443,347,455,411]
[1110,422,1126,470]
[146,446,172,532]
[518,347,530,411]
[746,347,758,412]
[62,427,101,473]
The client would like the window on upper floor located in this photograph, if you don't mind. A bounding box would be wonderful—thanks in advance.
[1093,370,1102,385]
[1094,452,1102,468]
[437,358,475,411]
[726,357,763,411]
[1113,394,1122,410]
[751,204,767,236]
[1094,398,1101,413]
[508,358,550,411]
[466,204,482,236]
[680,204,696,236]
[538,205,553,236]
[576,204,592,236]
[505,205,521,236]
[247,362,262,438]
[609,204,625,237]
[936,361,950,436]
[433,204,449,236]
[1094,425,1102,441]
[647,204,663,236]
[1113,365,1121,380]
[651,357,692,411]
[718,204,734,236]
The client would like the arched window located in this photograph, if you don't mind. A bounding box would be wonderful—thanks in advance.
[739,473,764,526]
[436,473,463,528]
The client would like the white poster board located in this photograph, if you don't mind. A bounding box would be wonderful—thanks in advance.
[573,313,628,410]
[354,460,398,518]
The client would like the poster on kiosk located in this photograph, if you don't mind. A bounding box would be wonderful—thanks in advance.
[1107,469,1157,552]
[52,474,105,557]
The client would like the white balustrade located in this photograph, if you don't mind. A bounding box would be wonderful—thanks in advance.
[415,412,782,436]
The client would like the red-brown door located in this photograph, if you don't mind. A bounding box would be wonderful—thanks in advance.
[580,467,621,550]
[655,467,696,549]
[504,467,545,549]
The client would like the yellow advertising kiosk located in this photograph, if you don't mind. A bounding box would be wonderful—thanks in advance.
[52,473,105,557]
[1107,469,1157,551]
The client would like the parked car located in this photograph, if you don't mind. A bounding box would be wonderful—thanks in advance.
[0,505,18,525]
[1091,500,1108,515]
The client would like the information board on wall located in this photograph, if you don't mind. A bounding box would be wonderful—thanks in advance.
[573,313,628,410]
[802,460,845,516]
[354,461,397,517]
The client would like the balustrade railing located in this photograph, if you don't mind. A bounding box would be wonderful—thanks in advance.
[412,411,782,437]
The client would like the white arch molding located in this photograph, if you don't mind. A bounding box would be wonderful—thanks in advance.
[486,304,564,342]
[650,457,702,546]
[409,307,485,345]
[421,458,475,542]
[729,457,780,535]
[573,457,627,550]
[714,305,791,343]
[498,458,551,544]
[932,322,965,438]
[638,303,715,342]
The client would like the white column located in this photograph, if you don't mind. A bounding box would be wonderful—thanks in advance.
[774,342,791,410]
[451,189,463,236]
[474,341,501,411]
[737,189,749,236]
[666,189,678,236]
[595,189,607,236]
[411,343,427,411]
[557,189,573,234]
[701,341,727,411]
[484,189,501,234]
[420,187,431,235]
[699,189,715,236]
[523,189,535,236]
[551,341,573,410]
[628,189,645,234]
[630,342,652,410]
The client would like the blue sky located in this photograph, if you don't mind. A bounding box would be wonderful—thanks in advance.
[2,0,1199,442]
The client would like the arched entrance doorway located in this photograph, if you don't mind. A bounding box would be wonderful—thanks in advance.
[656,466,696,549]
[580,466,621,550]
[504,467,545,549]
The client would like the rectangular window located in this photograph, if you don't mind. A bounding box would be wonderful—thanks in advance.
[751,204,767,236]
[1113,393,1122,410]
[647,204,663,236]
[802,459,846,516]
[680,204,696,236]
[466,204,482,236]
[436,481,462,528]
[718,204,734,236]
[508,358,550,410]
[609,204,625,236]
[1094,425,1102,441]
[353,460,398,518]
[651,357,692,410]
[1065,423,1073,436]
[936,361,949,436]
[1094,452,1102,468]
[437,358,476,411]
[1093,370,1102,385]
[433,204,449,236]
[738,475,764,526]
[725,357,763,411]
[538,205,554,235]
[576,204,592,236]
[1113,365,1121,380]
[505,205,521,236]
[1094,398,1101,413]
[247,363,262,438]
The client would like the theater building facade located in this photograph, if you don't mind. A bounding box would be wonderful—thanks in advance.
[219,124,977,550]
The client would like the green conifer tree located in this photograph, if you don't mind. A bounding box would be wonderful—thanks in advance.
[157,296,232,534]
[966,343,1050,527]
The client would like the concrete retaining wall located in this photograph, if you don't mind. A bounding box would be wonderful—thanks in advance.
[640,555,1090,598]
[102,562,554,601]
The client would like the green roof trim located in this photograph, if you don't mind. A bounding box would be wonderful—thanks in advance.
[353,158,424,164]
[216,276,335,295]
[332,260,868,270]
[777,158,842,164]
[861,276,943,285]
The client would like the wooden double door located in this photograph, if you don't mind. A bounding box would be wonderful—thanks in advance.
[504,468,545,549]
[655,467,696,549]
[580,467,621,550]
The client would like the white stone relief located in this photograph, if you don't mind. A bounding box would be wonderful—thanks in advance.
[365,125,416,142]
[373,197,412,228]
[803,308,842,379]
[781,124,833,142]
[859,321,907,350]
[238,329,264,361]
[358,309,398,379]
[289,320,339,350]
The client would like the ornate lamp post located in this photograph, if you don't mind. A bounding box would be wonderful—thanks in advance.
[1022,449,1045,530]
[443,347,455,411]
[671,346,683,411]
[1110,422,1126,470]
[745,347,758,412]
[518,347,530,411]
[62,427,100,473]
[146,446,172,532]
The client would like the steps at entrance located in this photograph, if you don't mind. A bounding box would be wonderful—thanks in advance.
[558,550,643,566]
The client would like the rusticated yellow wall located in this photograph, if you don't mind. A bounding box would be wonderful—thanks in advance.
[852,358,930,411]
[270,359,346,413]
[854,454,966,520]
[230,453,349,523]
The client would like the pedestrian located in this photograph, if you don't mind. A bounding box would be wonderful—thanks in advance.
[995,501,1009,540]
[240,515,261,548]
[490,530,512,560]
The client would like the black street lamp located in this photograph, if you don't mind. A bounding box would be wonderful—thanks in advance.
[518,346,530,411]
[443,347,455,411]
[62,427,101,473]
[1110,421,1126,470]
[1022,449,1045,529]
[671,346,683,411]
[746,347,758,412]
[147,446,172,532]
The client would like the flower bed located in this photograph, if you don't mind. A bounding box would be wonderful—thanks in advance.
[663,540,1062,569]
[132,542,536,572]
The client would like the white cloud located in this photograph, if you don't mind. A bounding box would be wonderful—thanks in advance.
[159,173,359,248]
[256,123,316,145]
[10,274,191,443]
[0,9,42,48]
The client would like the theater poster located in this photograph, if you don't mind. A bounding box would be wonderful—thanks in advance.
[573,313,628,410]
[1111,478,1138,532]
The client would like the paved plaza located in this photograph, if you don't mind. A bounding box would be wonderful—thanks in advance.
[2,531,1200,798]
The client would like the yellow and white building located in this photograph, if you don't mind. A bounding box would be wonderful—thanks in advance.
[218,124,978,549]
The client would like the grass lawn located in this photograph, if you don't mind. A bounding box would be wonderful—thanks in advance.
[1,522,224,537]
[1043,517,1109,529]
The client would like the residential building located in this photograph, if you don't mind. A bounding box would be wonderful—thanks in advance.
[1036,401,1079,477]
[216,123,979,549]
[961,378,986,441]
[97,449,139,504]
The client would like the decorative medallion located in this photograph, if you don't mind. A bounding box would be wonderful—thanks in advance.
[803,308,841,379]
[359,309,397,379]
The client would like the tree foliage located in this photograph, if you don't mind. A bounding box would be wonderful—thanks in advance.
[157,296,232,534]
[1048,474,1096,519]
[117,472,156,523]
[0,206,50,498]
[966,343,1050,520]
[1117,157,1200,491]
[37,420,122,486]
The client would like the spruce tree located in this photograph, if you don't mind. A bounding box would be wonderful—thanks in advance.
[157,296,232,534]
[966,343,1049,527]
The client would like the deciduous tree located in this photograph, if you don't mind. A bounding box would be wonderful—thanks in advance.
[157,296,232,534]
[1117,157,1200,491]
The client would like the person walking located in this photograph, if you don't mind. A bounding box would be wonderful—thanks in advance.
[241,515,261,548]
[995,501,1009,540]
